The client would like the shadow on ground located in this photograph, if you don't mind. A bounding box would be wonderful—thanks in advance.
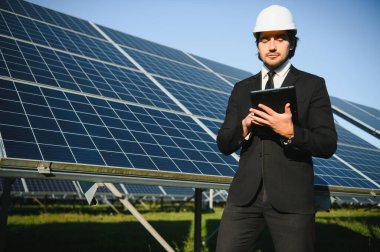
[5,220,191,252]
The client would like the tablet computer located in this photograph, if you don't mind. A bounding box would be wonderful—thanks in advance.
[250,86,298,123]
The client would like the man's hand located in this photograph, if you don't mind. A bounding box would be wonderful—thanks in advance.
[251,103,294,138]
[242,108,256,138]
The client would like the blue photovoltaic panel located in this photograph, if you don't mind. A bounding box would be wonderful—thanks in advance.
[0,177,25,192]
[123,183,163,195]
[156,76,230,120]
[0,37,181,112]
[99,25,202,68]
[313,156,376,189]
[335,145,380,185]
[220,75,241,86]
[200,119,222,136]
[331,96,380,136]
[24,178,77,193]
[335,124,377,149]
[0,10,135,68]
[306,121,380,190]
[124,48,233,93]
[0,79,237,177]
[190,54,252,81]
[0,0,103,39]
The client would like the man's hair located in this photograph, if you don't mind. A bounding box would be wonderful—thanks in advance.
[255,30,298,60]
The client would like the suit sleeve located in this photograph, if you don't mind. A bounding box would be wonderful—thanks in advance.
[292,78,337,158]
[217,85,244,155]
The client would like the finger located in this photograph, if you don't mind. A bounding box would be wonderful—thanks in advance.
[258,104,276,115]
[252,109,270,120]
[284,103,292,115]
[252,115,269,126]
[252,119,265,126]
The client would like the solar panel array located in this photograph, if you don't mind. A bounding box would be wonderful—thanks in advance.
[0,177,228,203]
[331,96,380,138]
[0,0,379,198]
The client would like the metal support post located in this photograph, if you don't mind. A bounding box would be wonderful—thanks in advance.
[0,178,15,252]
[194,188,203,252]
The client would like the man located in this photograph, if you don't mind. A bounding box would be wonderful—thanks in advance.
[216,5,337,252]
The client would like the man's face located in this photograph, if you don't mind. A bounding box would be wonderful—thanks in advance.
[257,30,291,69]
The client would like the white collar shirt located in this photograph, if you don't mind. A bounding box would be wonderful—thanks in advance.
[261,60,291,90]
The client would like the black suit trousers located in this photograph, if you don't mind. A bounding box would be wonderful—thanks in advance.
[216,183,315,252]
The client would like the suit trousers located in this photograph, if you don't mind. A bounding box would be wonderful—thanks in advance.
[215,182,315,252]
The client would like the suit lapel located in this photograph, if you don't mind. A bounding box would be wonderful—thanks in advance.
[249,72,262,91]
[280,65,299,88]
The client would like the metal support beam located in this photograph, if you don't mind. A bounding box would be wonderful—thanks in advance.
[102,196,121,214]
[104,183,175,252]
[0,178,15,252]
[194,188,203,252]
[138,199,150,210]
[33,197,46,212]
[209,189,214,210]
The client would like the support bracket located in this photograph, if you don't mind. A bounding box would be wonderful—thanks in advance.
[36,161,52,174]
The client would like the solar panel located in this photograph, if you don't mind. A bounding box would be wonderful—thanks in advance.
[0,79,236,186]
[123,183,163,196]
[0,177,25,192]
[190,54,252,81]
[0,0,379,199]
[331,96,380,138]
[98,25,202,68]
[0,0,103,38]
[24,177,77,193]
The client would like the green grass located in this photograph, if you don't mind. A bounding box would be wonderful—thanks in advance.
[4,202,380,252]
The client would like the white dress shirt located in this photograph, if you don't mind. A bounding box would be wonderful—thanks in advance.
[261,60,291,90]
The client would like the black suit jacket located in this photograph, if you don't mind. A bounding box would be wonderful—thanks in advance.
[217,66,337,214]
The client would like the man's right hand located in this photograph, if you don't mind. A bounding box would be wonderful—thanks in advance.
[242,108,255,138]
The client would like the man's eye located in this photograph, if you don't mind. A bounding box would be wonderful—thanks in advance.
[260,37,269,43]
[276,35,288,41]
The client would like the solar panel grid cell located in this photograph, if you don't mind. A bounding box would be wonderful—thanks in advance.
[331,96,380,136]
[0,37,182,111]
[25,178,77,192]
[0,178,25,192]
[99,25,202,68]
[156,77,229,120]
[1,0,103,38]
[190,54,252,80]
[124,48,233,93]
[0,10,136,68]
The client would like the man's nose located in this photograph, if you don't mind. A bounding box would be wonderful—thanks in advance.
[269,38,276,51]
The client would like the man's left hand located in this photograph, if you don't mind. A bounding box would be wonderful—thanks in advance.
[251,103,294,138]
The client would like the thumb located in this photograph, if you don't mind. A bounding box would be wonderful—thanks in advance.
[284,103,292,114]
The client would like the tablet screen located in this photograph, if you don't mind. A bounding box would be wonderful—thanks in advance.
[250,86,298,123]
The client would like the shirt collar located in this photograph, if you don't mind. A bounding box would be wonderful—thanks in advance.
[261,60,291,78]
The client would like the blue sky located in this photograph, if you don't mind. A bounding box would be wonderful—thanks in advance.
[27,0,380,147]
[27,0,380,110]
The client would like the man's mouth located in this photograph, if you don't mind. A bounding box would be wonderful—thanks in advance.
[267,54,279,59]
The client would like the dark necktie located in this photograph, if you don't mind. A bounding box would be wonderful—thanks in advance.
[265,71,275,90]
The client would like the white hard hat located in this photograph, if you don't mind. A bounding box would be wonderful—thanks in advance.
[253,5,296,37]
